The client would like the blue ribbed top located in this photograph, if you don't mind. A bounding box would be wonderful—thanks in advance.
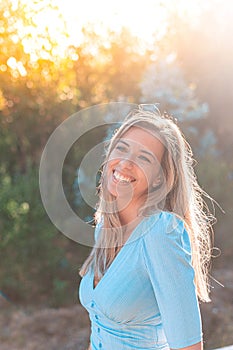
[79,211,202,350]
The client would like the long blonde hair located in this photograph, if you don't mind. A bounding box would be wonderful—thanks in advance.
[79,107,215,302]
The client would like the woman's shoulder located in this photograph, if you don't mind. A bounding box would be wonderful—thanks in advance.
[146,210,185,228]
[142,210,192,259]
[143,210,186,241]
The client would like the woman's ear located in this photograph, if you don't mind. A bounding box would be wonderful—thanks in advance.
[152,176,161,188]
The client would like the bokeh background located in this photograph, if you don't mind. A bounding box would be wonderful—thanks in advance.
[0,0,232,349]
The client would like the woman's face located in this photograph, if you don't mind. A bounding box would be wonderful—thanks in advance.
[105,126,165,207]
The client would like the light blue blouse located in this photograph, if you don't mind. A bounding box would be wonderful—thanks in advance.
[79,211,203,350]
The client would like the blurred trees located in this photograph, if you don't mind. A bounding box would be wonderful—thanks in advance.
[0,0,76,304]
[167,3,233,162]
[0,0,232,305]
[163,4,233,260]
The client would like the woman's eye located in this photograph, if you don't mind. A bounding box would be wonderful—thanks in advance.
[139,155,151,163]
[115,146,127,152]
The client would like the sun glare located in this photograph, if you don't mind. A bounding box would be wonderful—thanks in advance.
[56,0,209,47]
[12,0,221,60]
[57,0,168,47]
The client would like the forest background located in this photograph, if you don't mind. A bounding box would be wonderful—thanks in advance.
[0,0,232,349]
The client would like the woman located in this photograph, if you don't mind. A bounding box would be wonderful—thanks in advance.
[78,106,214,350]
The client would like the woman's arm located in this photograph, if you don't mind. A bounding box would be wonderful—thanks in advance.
[142,213,203,349]
[172,340,203,350]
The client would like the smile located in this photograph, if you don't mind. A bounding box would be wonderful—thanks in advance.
[113,170,136,184]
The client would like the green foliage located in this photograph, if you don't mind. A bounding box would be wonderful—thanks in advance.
[52,278,69,307]
[196,155,233,264]
[0,165,69,303]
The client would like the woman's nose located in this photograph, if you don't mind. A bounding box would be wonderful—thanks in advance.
[119,156,135,168]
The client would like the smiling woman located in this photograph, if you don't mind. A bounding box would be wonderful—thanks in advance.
[78,106,215,350]
[105,126,164,220]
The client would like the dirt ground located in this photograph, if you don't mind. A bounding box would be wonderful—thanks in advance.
[0,268,232,350]
[0,303,91,350]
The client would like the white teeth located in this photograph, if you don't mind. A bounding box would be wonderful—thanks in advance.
[113,170,134,183]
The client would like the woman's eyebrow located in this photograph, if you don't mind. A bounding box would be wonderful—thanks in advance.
[140,149,156,161]
[118,140,129,147]
[118,140,156,161]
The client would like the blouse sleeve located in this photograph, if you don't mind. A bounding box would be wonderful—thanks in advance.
[142,211,203,349]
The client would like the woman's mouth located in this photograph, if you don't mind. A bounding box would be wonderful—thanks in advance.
[112,170,136,184]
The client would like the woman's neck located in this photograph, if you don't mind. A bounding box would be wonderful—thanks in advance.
[117,199,143,226]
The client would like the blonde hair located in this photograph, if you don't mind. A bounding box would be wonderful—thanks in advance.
[79,107,215,302]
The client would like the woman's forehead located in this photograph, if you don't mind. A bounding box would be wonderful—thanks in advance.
[115,126,165,161]
[121,124,162,138]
